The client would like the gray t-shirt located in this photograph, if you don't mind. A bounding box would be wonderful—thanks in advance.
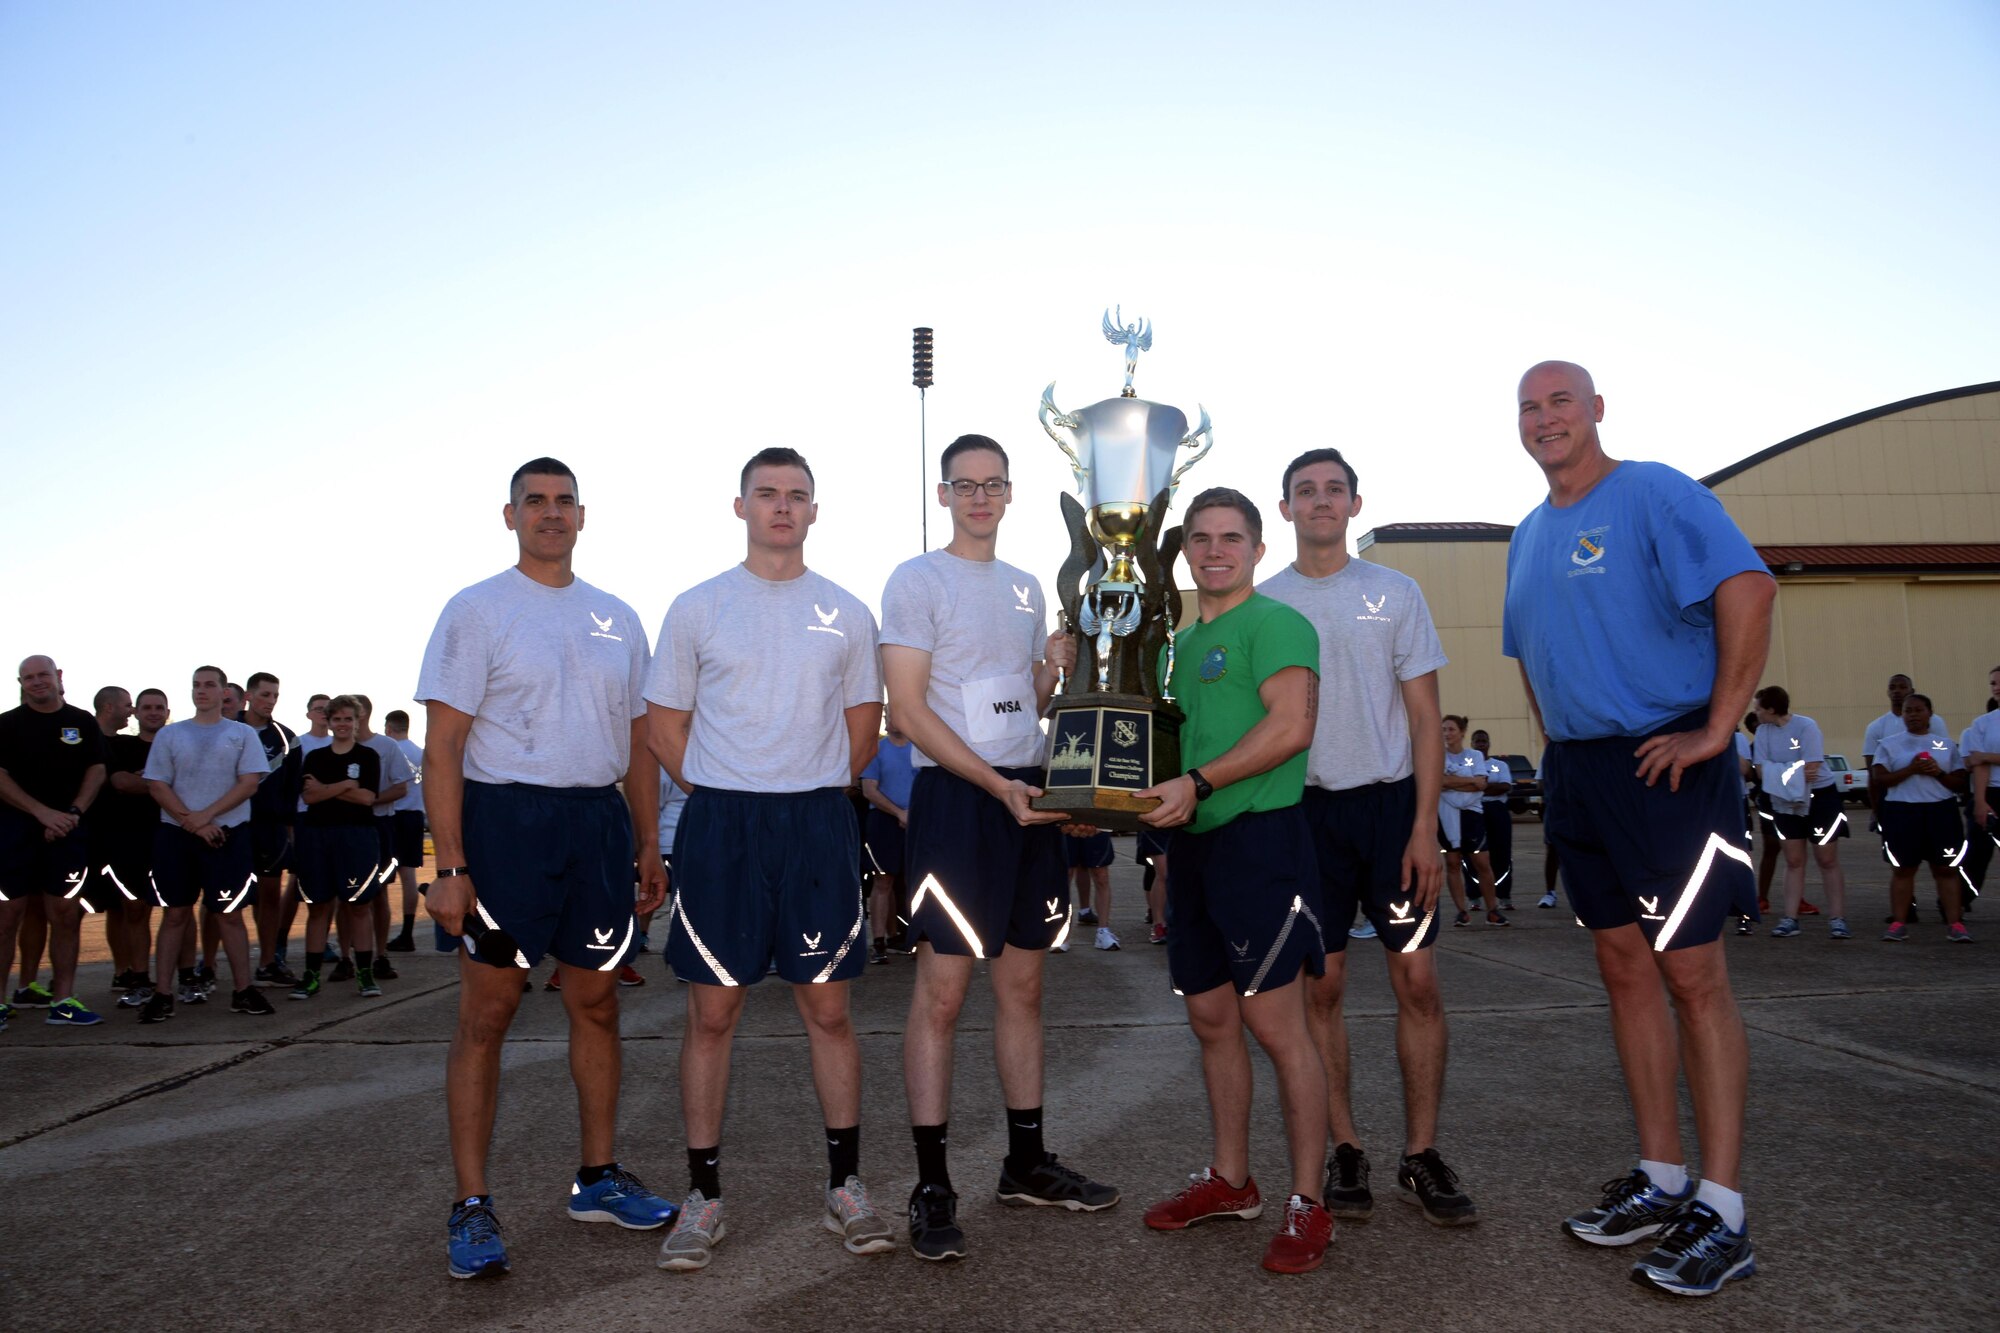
[879,550,1048,770]
[143,718,269,828]
[1443,747,1486,812]
[645,564,881,792]
[1751,714,1834,792]
[391,737,425,814]
[1960,712,2000,790]
[1260,558,1449,791]
[414,567,650,787]
[1873,729,1962,804]
[363,734,416,818]
[1862,708,1947,761]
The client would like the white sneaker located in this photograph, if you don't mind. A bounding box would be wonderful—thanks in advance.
[1537,891,1558,909]
[1095,926,1120,951]
[658,1191,726,1271]
[824,1176,895,1254]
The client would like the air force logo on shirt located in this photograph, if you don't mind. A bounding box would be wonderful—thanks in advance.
[1569,525,1611,577]
[59,727,82,745]
[589,611,624,642]
[1199,646,1228,683]
[1012,583,1037,614]
[809,604,844,637]
[1357,592,1390,622]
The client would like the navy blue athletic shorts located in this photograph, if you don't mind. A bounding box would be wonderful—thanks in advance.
[1542,710,1757,950]
[669,786,864,986]
[864,807,905,878]
[1135,827,1173,861]
[0,811,95,908]
[1878,799,1965,869]
[249,817,294,878]
[1482,798,1514,893]
[295,825,382,905]
[1438,803,1486,854]
[149,823,258,913]
[1773,785,1850,844]
[371,817,401,889]
[1064,830,1115,869]
[1304,778,1438,955]
[904,764,1068,958]
[91,838,153,910]
[1168,805,1325,997]
[393,809,426,867]
[461,780,636,971]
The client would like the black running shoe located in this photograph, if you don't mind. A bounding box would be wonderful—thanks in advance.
[138,992,175,1024]
[231,988,276,1016]
[1396,1149,1478,1226]
[1324,1142,1374,1221]
[1629,1201,1755,1297]
[328,959,356,982]
[386,932,416,954]
[908,1183,966,1261]
[371,957,399,981]
[996,1153,1119,1211]
[1562,1169,1693,1247]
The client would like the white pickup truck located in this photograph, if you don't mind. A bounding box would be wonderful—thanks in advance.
[1824,754,1868,803]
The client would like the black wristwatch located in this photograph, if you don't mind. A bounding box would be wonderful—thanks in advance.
[436,865,472,879]
[1186,768,1213,801]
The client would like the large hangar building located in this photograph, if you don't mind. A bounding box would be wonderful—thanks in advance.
[1360,381,2000,764]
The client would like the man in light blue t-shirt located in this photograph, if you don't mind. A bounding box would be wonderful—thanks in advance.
[1504,361,1774,1298]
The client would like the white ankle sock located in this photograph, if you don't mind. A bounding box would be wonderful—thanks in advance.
[1694,1180,1745,1232]
[1638,1159,1688,1194]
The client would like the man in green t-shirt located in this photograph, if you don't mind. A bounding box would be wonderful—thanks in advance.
[1134,487,1333,1275]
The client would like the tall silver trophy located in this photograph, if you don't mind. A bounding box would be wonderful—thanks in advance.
[1033,308,1213,830]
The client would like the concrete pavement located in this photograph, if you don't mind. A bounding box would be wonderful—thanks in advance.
[1,834,1995,1331]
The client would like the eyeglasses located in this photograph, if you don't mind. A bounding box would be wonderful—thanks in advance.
[947,479,1010,497]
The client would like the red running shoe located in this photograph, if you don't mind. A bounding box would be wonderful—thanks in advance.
[1261,1194,1335,1274]
[617,964,646,987]
[1144,1168,1263,1231]
[1799,900,1821,916]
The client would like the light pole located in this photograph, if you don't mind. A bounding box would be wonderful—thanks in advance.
[912,326,934,551]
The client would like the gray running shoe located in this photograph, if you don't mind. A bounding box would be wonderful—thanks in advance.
[824,1176,895,1255]
[658,1191,726,1271]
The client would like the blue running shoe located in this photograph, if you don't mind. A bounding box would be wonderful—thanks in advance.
[446,1197,510,1279]
[45,997,105,1027]
[0,1001,13,1033]
[1630,1201,1755,1297]
[1562,1169,1693,1247]
[568,1165,678,1230]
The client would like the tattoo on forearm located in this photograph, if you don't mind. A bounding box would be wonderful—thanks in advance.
[1304,671,1320,730]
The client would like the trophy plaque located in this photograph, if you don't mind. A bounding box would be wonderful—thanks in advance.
[1032,308,1213,831]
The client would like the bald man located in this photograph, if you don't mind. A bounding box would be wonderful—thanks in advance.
[1504,362,1773,1298]
[0,656,109,1028]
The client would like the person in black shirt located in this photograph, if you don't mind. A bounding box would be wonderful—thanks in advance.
[0,655,109,1028]
[242,672,301,988]
[97,687,171,1006]
[292,696,386,999]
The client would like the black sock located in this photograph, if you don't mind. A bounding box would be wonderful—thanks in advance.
[688,1146,721,1199]
[178,966,197,984]
[577,1162,615,1187]
[913,1123,951,1191]
[305,951,324,974]
[401,912,415,933]
[1005,1107,1045,1177]
[826,1125,860,1189]
[356,949,374,971]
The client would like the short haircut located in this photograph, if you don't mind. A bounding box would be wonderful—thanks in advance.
[1443,713,1469,731]
[941,434,1008,478]
[510,457,579,506]
[1743,712,1759,733]
[1184,486,1263,543]
[740,447,815,494]
[1754,685,1790,714]
[92,685,128,710]
[308,693,330,707]
[223,682,243,695]
[1281,447,1359,499]
[193,665,226,686]
[1888,673,1913,686]
[326,694,362,719]
[1906,692,1933,711]
[384,709,410,729]
[246,671,279,692]
[137,688,168,704]
[355,693,373,716]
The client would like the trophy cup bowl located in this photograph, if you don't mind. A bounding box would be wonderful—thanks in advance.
[1032,338,1212,832]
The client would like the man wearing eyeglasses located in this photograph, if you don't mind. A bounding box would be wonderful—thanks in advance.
[417,456,673,1281]
[881,433,1113,1263]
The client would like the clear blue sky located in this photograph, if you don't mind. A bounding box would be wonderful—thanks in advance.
[4,2,1996,736]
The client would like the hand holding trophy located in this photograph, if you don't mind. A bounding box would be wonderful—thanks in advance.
[1032,309,1213,830]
